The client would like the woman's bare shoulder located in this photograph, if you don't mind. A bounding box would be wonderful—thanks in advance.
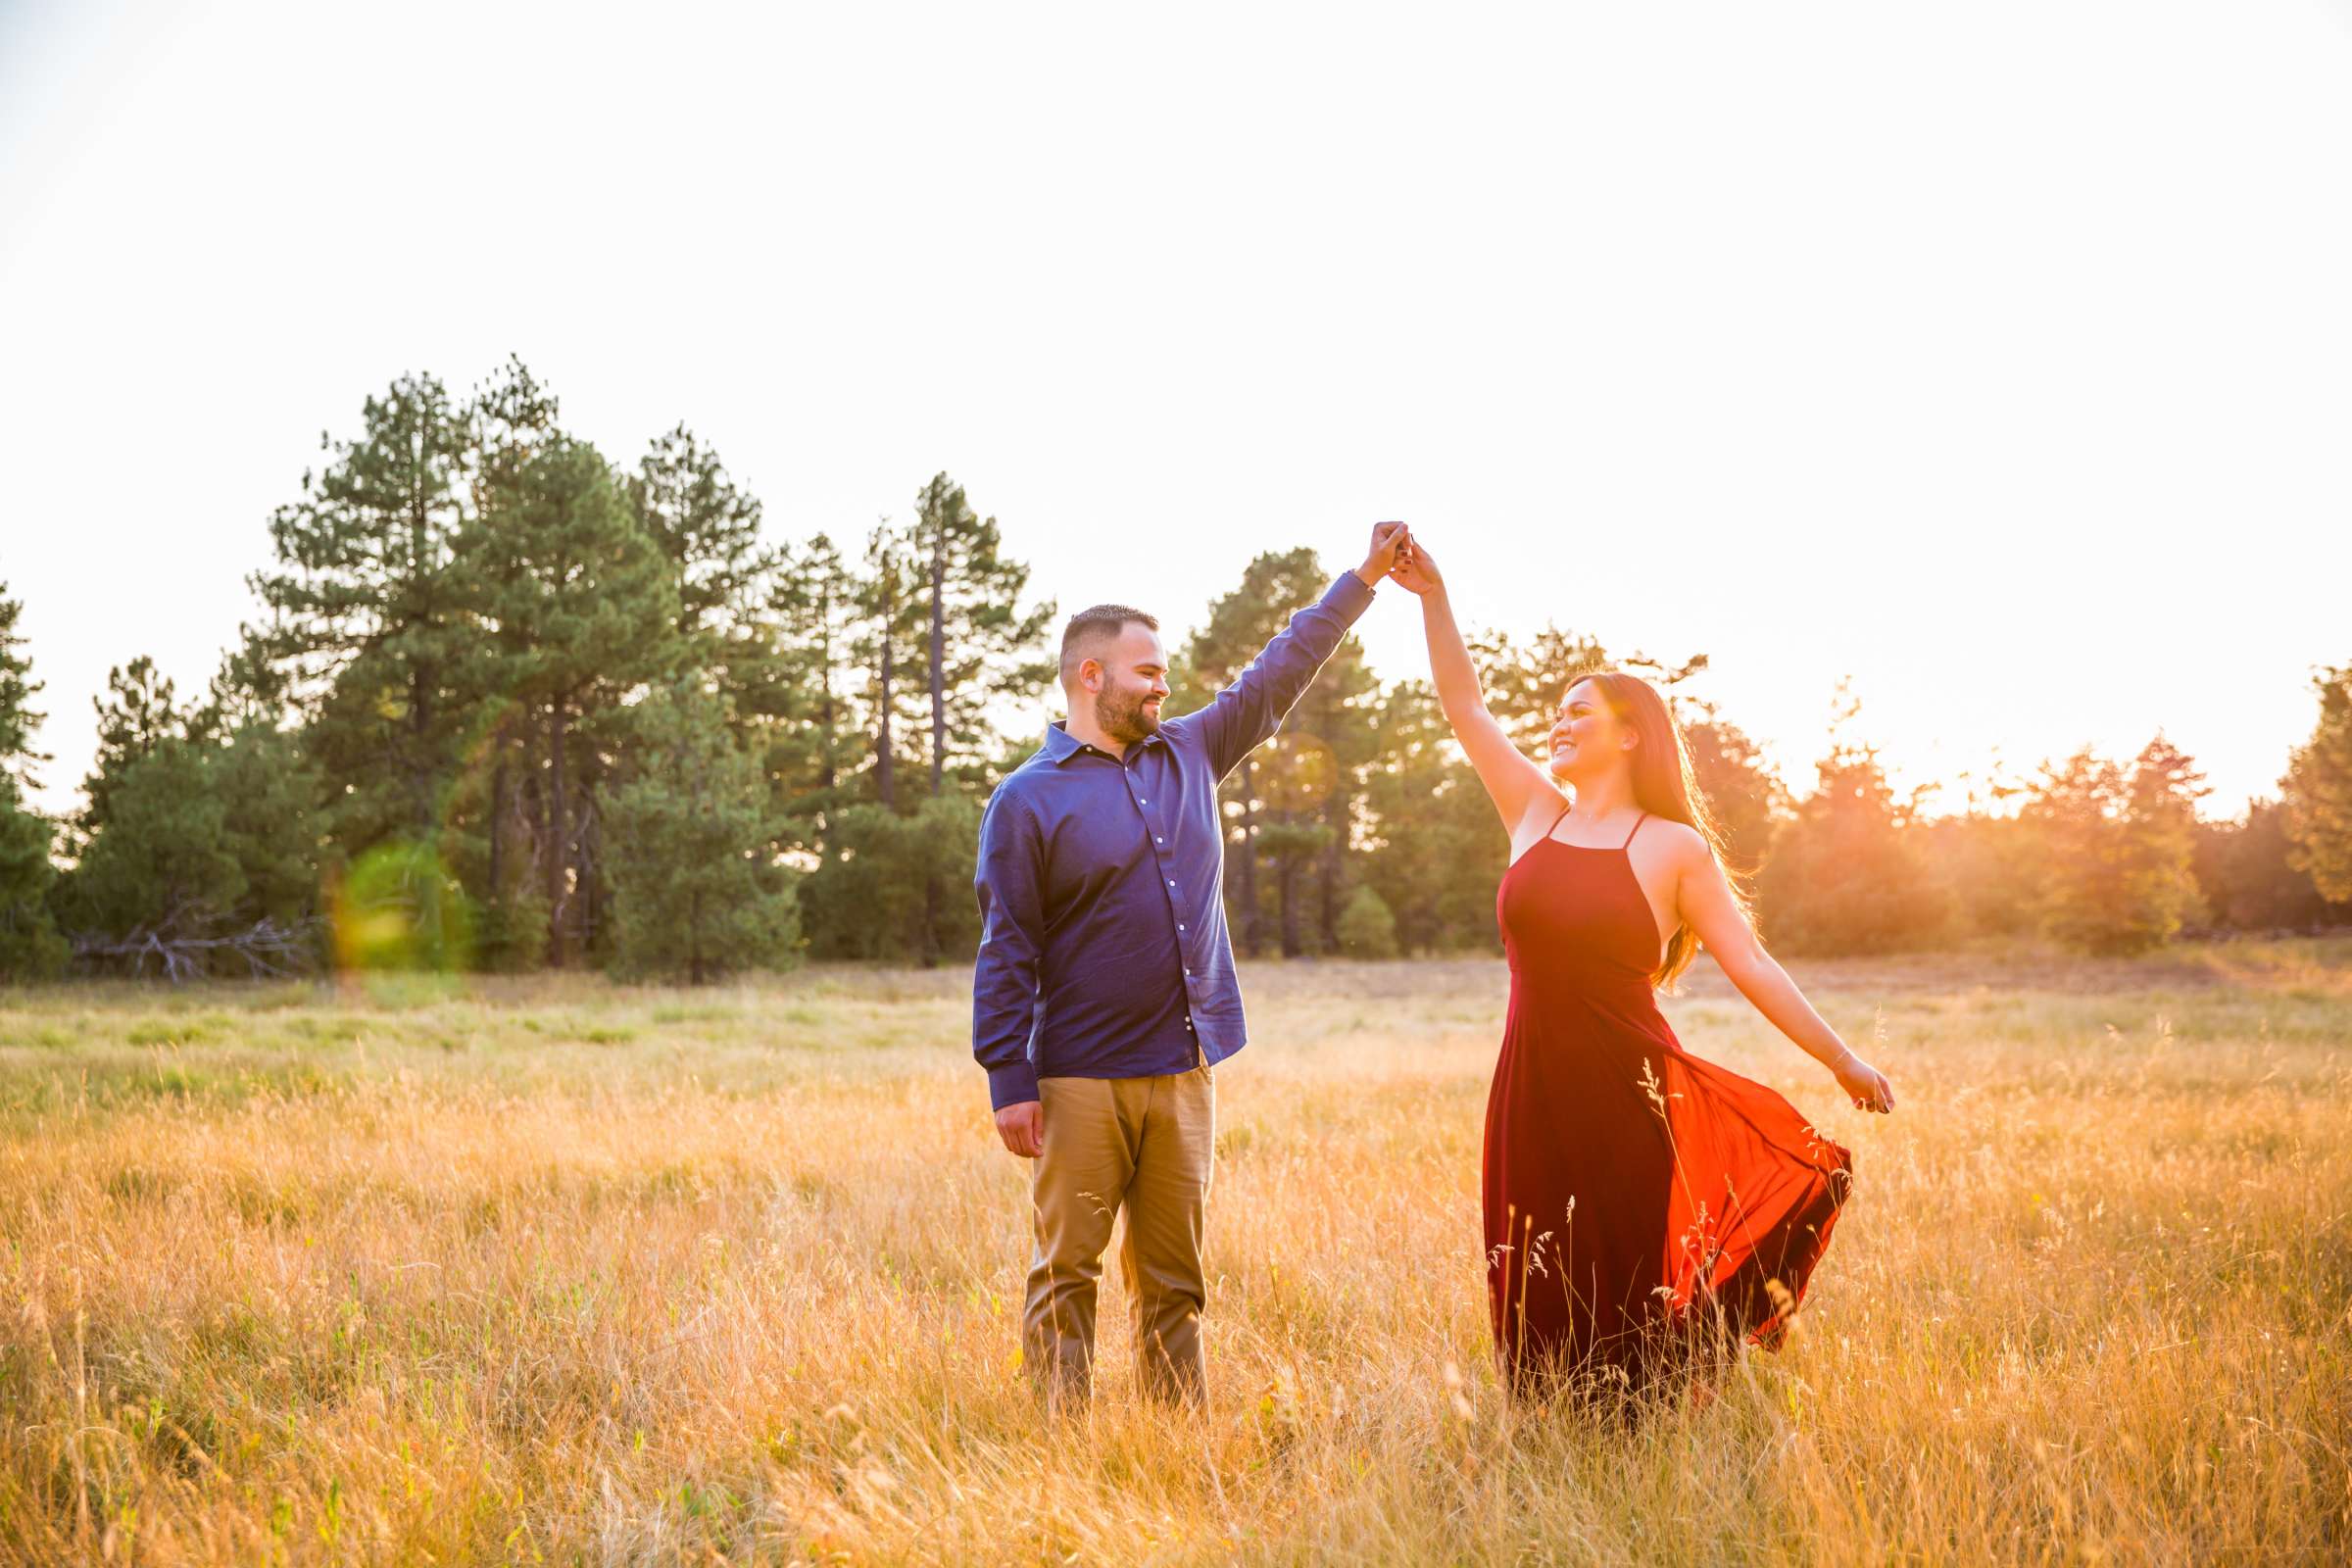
[1643,817,1711,862]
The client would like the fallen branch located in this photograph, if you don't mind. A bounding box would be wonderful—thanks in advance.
[72,914,324,983]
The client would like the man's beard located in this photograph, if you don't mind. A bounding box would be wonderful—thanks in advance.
[1096,685,1161,745]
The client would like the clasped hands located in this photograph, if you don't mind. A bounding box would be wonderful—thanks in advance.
[1358,520,1443,597]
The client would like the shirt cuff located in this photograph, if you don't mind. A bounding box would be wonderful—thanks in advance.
[986,1059,1041,1110]
[1329,568,1377,621]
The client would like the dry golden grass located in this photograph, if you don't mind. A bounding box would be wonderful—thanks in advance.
[2,942,2348,1564]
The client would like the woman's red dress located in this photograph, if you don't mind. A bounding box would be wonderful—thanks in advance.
[1485,808,1853,1400]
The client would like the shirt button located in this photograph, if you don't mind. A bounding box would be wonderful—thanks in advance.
[1155,837,1164,845]
[1178,924,1186,931]
[1139,798,1148,805]
[1168,880,1177,888]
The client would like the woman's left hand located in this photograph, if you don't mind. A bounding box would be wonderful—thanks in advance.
[1833,1050,1895,1114]
[1391,533,1444,597]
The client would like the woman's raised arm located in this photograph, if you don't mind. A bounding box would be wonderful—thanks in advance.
[1390,535,1562,836]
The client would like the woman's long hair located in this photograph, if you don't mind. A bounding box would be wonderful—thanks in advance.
[1566,669,1753,990]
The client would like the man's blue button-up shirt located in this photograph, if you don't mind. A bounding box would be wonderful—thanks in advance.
[971,569,1376,1109]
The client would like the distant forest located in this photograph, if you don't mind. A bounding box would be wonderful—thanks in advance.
[2,361,2349,982]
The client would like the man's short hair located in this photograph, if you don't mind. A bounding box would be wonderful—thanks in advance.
[1059,604,1158,681]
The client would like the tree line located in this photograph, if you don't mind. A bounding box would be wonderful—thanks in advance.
[1,362,2349,982]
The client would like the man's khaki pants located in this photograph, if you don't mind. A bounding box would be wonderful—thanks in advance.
[1022,1062,1215,1404]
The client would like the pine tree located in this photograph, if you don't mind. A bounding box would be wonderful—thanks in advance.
[1173,548,1386,956]
[77,656,181,837]
[1758,731,1948,956]
[1192,544,1385,954]
[458,356,567,961]
[2021,736,2205,956]
[0,802,64,980]
[1290,629,1379,953]
[907,473,1056,796]
[1174,549,1338,956]
[250,372,477,854]
[211,722,324,931]
[188,622,296,742]
[900,474,1055,961]
[0,584,48,797]
[770,531,868,849]
[1357,679,1507,953]
[0,585,65,979]
[631,427,775,635]
[629,425,788,731]
[466,356,564,515]
[66,738,242,942]
[856,523,924,812]
[798,795,982,960]
[463,436,681,966]
[54,721,321,969]
[799,513,1004,964]
[2120,735,2207,944]
[605,679,798,982]
[2282,663,2352,903]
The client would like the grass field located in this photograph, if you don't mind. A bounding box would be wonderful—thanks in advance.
[3,942,2349,1564]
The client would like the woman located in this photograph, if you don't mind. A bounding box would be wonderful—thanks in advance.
[1389,532,1895,1410]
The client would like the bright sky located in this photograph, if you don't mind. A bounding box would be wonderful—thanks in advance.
[5,1,2349,821]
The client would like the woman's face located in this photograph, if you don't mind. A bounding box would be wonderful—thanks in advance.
[1546,678,1634,782]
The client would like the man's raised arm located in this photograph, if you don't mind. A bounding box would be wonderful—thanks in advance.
[1189,522,1405,779]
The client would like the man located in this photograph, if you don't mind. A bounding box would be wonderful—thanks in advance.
[971,522,1407,1405]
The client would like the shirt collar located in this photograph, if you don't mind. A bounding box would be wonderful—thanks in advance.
[1045,718,1162,765]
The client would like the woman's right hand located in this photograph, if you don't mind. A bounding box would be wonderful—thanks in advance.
[1392,533,1445,597]
[1832,1050,1895,1114]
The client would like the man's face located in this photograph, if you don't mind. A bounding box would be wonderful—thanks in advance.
[1085,624,1170,744]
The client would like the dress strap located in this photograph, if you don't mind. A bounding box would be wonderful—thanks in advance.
[1545,798,1574,841]
[1621,811,1648,850]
